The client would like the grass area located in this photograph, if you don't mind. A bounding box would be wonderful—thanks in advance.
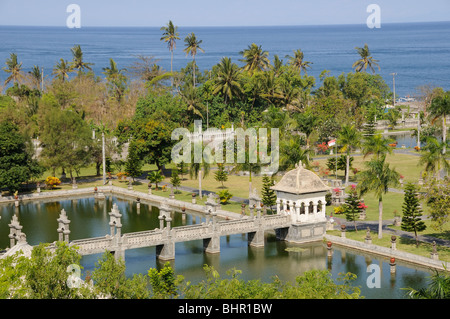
[314,152,425,186]
[327,229,450,262]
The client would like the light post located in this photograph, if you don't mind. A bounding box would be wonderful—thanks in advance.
[390,73,397,108]
[102,130,106,185]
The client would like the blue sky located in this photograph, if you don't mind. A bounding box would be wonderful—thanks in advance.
[0,0,449,27]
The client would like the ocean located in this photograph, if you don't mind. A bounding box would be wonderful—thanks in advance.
[1,22,449,98]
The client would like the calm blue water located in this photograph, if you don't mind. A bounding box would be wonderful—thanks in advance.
[1,22,450,97]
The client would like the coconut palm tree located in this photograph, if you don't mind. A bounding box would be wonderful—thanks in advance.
[428,91,449,154]
[102,58,128,101]
[183,33,205,87]
[70,44,93,75]
[2,53,24,86]
[339,125,362,185]
[293,111,321,161]
[189,143,211,199]
[212,57,242,104]
[352,44,380,73]
[361,134,394,159]
[160,20,180,83]
[358,155,400,239]
[28,65,43,91]
[279,135,311,171]
[239,43,270,75]
[52,58,73,82]
[180,84,205,119]
[419,136,449,180]
[286,49,312,75]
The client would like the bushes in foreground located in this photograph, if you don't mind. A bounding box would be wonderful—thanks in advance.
[0,242,362,299]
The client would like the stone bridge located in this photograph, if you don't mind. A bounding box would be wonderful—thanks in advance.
[69,203,292,261]
[1,181,329,261]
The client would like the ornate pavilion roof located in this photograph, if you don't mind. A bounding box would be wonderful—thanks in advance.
[271,162,330,195]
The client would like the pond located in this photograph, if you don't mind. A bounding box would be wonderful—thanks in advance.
[0,195,434,299]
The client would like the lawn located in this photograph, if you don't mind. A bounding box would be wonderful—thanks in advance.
[30,152,432,222]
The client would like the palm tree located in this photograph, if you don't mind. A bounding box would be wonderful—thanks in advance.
[212,57,242,104]
[160,20,180,83]
[102,58,126,79]
[180,85,205,119]
[293,111,321,160]
[361,134,394,159]
[272,54,284,76]
[52,58,73,82]
[428,91,449,154]
[358,155,400,239]
[352,44,380,73]
[189,144,211,199]
[102,58,128,102]
[28,65,43,91]
[286,49,312,75]
[279,135,311,171]
[338,125,362,185]
[239,43,270,75]
[2,53,24,85]
[407,269,450,299]
[70,44,93,75]
[419,136,449,180]
[260,71,283,105]
[183,33,205,87]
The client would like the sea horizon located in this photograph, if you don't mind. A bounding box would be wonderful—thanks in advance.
[1,21,449,97]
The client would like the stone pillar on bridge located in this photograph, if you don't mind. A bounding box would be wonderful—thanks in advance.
[108,203,124,261]
[8,215,23,248]
[57,209,71,243]
[248,189,265,248]
[156,204,175,261]
[203,195,220,255]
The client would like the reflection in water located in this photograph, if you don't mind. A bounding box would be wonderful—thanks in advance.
[0,196,433,299]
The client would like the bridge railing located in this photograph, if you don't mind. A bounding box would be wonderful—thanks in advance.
[173,223,211,241]
[71,236,112,255]
[122,229,164,249]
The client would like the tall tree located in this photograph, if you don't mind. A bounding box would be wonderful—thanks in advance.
[419,136,449,180]
[28,65,43,91]
[286,49,312,75]
[338,124,362,185]
[183,33,205,87]
[361,134,394,159]
[52,58,73,82]
[261,175,277,212]
[343,185,363,232]
[352,44,380,73]
[3,53,24,86]
[160,20,180,84]
[125,141,143,182]
[428,91,449,154]
[70,44,94,75]
[212,57,242,104]
[38,107,94,178]
[239,43,270,75]
[102,58,128,101]
[401,183,426,247]
[358,155,400,239]
[179,85,205,119]
[0,121,43,192]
